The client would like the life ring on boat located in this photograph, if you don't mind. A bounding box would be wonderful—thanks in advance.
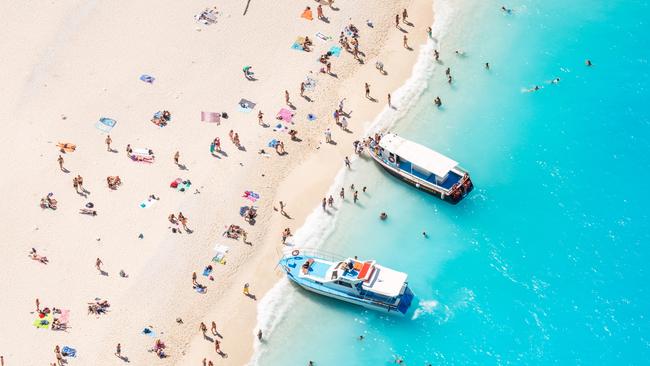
[388,156,395,163]
[291,249,300,257]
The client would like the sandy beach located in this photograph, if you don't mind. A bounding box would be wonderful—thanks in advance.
[0,0,433,364]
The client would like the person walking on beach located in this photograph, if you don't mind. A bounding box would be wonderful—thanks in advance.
[354,191,359,203]
[365,83,371,99]
[214,339,221,353]
[213,137,221,152]
[345,156,351,169]
[73,176,79,193]
[402,8,409,24]
[105,135,112,151]
[76,175,84,192]
[279,201,286,215]
[115,343,121,358]
[322,197,327,211]
[243,283,250,296]
[388,93,392,107]
[257,329,263,341]
[173,151,180,165]
[179,212,189,231]
[211,321,218,336]
[317,5,325,20]
[434,49,440,61]
[233,133,241,148]
[36,298,40,312]
[340,187,345,199]
[427,26,432,39]
[57,155,64,171]
[192,272,198,285]
[200,322,208,336]
[403,35,410,49]
[258,111,264,126]
[300,82,306,97]
[96,257,103,273]
[126,144,132,156]
[328,195,334,207]
[395,14,400,28]
[325,128,332,143]
[285,90,291,105]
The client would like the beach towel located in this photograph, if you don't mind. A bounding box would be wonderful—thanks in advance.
[201,111,221,123]
[170,178,191,192]
[33,313,53,329]
[273,123,288,133]
[202,266,213,276]
[301,8,313,20]
[95,117,117,133]
[329,46,342,57]
[58,309,70,324]
[194,284,207,294]
[142,327,157,337]
[316,32,331,42]
[276,108,294,123]
[304,75,317,90]
[243,190,260,202]
[267,139,279,148]
[291,36,306,51]
[210,142,216,153]
[139,197,156,208]
[212,244,230,264]
[62,346,76,357]
[237,98,256,113]
[140,74,155,83]
[307,113,317,121]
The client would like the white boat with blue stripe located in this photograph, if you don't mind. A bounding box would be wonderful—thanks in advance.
[280,249,415,315]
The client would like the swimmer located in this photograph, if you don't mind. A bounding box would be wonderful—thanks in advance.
[358,335,364,340]
[380,212,388,220]
[585,59,593,66]
[549,77,561,84]
[501,5,512,13]
[455,50,466,57]
[422,231,428,238]
[524,85,542,93]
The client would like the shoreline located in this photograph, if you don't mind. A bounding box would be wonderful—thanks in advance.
[0,0,434,365]
[180,0,435,364]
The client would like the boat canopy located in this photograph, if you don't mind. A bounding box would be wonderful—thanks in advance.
[379,134,458,178]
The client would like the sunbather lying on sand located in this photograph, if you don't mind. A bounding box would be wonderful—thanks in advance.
[29,248,49,264]
[79,208,97,216]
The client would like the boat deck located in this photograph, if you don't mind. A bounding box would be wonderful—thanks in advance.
[301,259,331,280]
[398,161,462,189]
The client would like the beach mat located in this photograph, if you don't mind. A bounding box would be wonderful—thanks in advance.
[237,98,256,112]
[33,313,53,329]
[329,46,342,57]
[316,32,331,42]
[201,111,221,123]
[95,117,117,133]
[291,36,306,51]
[139,198,156,208]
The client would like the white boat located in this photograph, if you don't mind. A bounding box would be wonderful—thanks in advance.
[279,250,414,315]
[366,133,473,204]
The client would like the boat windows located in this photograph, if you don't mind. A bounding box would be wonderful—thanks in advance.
[335,280,353,288]
[331,270,338,280]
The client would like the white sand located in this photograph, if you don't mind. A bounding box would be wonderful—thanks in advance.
[0,0,433,364]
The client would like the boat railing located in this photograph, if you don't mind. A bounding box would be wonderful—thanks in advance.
[281,247,346,263]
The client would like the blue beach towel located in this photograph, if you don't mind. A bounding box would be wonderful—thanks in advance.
[62,346,76,357]
[202,266,213,276]
[291,42,303,51]
[95,117,117,133]
[329,46,342,57]
[307,113,317,121]
[268,139,279,148]
[140,74,155,83]
[142,327,157,337]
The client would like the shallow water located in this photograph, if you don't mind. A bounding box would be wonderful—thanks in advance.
[255,0,650,364]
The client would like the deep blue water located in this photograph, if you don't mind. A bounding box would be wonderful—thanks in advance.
[256,0,650,365]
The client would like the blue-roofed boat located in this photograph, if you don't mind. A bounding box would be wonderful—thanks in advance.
[279,249,415,315]
[367,133,474,204]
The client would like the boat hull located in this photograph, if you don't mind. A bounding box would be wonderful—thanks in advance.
[369,150,473,204]
[280,255,414,315]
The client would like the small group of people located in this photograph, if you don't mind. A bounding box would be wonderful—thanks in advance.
[87,299,110,315]
[40,193,58,210]
[29,248,49,264]
[228,129,242,148]
[106,175,122,189]
[225,224,247,241]
[151,110,172,127]
[168,212,190,232]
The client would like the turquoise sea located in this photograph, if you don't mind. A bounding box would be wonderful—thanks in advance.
[255,0,650,364]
